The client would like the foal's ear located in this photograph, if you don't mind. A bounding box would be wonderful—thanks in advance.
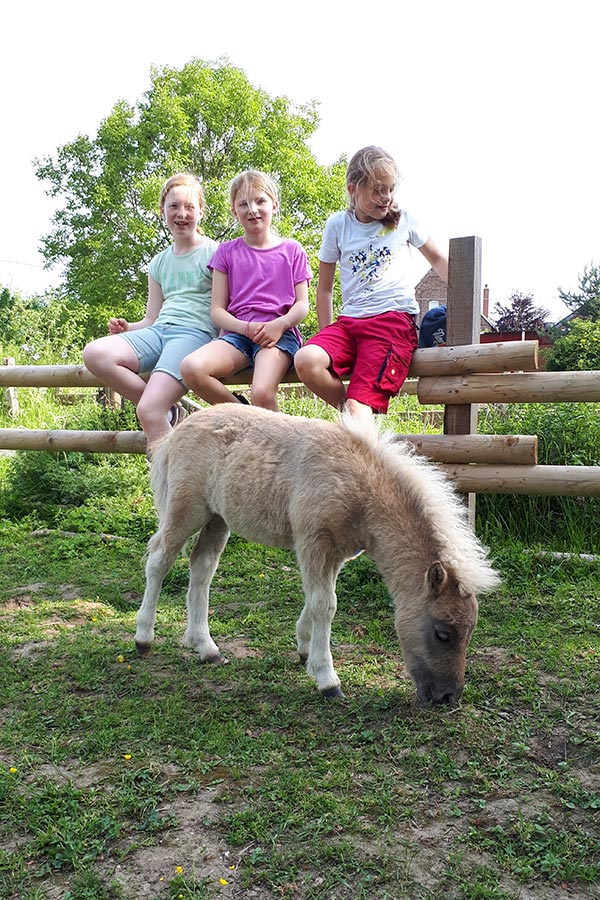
[427,561,448,596]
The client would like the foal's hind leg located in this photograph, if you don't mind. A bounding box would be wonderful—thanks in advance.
[135,525,192,655]
[183,515,230,663]
[296,547,345,698]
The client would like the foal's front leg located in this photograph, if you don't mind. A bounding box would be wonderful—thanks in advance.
[183,515,230,663]
[297,555,344,698]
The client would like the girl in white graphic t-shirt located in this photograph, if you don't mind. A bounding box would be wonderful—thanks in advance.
[295,146,448,421]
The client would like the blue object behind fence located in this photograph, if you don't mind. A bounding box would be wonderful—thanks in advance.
[419,305,447,348]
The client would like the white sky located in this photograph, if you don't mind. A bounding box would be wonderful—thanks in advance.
[2,0,599,322]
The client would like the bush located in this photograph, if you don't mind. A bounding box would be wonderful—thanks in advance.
[477,402,600,551]
[0,398,156,540]
[0,287,87,364]
[545,318,600,371]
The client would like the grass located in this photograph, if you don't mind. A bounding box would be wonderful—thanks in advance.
[0,524,598,898]
[0,386,599,898]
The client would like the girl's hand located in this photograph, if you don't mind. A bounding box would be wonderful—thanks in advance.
[244,321,261,342]
[253,320,284,348]
[109,317,129,334]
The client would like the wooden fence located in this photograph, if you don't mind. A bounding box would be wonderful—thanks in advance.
[1,237,599,497]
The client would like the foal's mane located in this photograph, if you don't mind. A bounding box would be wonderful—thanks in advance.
[340,412,499,595]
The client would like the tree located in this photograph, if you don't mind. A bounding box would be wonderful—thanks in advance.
[558,263,600,321]
[35,57,346,342]
[492,291,550,332]
[545,318,600,371]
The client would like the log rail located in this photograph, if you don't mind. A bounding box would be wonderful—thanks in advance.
[1,342,599,496]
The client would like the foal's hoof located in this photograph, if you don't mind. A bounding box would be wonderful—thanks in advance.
[298,653,308,667]
[321,686,345,700]
[201,653,228,666]
[135,641,152,658]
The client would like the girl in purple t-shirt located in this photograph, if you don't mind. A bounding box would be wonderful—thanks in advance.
[181,170,311,411]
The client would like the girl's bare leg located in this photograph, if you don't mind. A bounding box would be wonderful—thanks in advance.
[181,342,249,405]
[83,335,147,405]
[344,398,374,421]
[250,348,293,411]
[137,371,186,445]
[293,344,347,410]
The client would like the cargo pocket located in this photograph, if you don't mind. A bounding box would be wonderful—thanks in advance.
[375,346,413,393]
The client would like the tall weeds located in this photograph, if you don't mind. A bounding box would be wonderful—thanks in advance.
[477,402,600,552]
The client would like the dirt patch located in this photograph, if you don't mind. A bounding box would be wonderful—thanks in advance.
[470,646,511,671]
[97,794,275,899]
[11,640,55,657]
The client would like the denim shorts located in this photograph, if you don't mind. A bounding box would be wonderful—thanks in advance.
[219,329,301,367]
[120,323,214,383]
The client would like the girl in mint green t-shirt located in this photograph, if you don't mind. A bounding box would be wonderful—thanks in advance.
[83,173,218,450]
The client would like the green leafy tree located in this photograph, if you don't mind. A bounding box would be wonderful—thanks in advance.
[35,57,346,343]
[545,318,600,371]
[558,262,600,321]
[492,291,550,332]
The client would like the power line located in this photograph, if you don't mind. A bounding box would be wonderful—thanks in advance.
[0,258,45,269]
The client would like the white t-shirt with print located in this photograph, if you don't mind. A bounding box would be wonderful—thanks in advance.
[319,209,428,317]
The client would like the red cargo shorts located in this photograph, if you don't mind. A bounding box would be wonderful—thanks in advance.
[305,310,418,413]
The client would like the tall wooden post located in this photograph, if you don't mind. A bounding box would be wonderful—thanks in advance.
[2,358,19,417]
[444,236,482,523]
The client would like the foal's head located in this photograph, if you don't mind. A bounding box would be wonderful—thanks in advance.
[395,561,479,706]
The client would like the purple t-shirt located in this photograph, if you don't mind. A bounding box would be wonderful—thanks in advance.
[208,237,312,343]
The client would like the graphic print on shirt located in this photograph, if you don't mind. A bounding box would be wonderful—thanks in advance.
[349,242,393,293]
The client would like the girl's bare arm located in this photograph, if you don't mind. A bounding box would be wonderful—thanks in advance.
[419,238,449,283]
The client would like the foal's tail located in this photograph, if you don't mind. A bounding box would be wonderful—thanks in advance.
[148,432,173,523]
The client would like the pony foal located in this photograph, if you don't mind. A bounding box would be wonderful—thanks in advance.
[135,405,499,703]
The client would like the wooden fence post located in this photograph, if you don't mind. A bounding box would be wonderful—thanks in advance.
[444,236,482,523]
[2,358,19,417]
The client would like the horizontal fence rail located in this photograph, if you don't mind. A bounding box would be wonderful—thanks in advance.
[418,371,600,405]
[1,312,599,495]
[0,341,539,389]
[441,465,600,497]
[0,429,147,454]
[393,433,538,466]
[0,429,538,466]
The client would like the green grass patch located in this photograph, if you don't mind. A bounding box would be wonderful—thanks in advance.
[0,525,598,899]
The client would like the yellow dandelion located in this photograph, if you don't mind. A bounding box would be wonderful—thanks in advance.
[175,866,183,875]
[117,655,124,663]
[259,573,265,578]
[123,754,132,761]
[219,877,228,885]
[91,616,98,622]
[9,767,17,774]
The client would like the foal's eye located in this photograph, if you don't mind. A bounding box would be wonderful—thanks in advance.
[434,626,451,643]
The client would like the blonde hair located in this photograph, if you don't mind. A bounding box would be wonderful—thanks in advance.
[159,173,206,234]
[346,146,401,229]
[229,170,280,208]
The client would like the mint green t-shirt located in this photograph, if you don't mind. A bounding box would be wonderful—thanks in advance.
[148,239,219,336]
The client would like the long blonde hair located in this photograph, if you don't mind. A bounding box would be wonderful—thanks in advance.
[346,146,401,229]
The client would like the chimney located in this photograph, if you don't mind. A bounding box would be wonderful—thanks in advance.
[483,284,490,318]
